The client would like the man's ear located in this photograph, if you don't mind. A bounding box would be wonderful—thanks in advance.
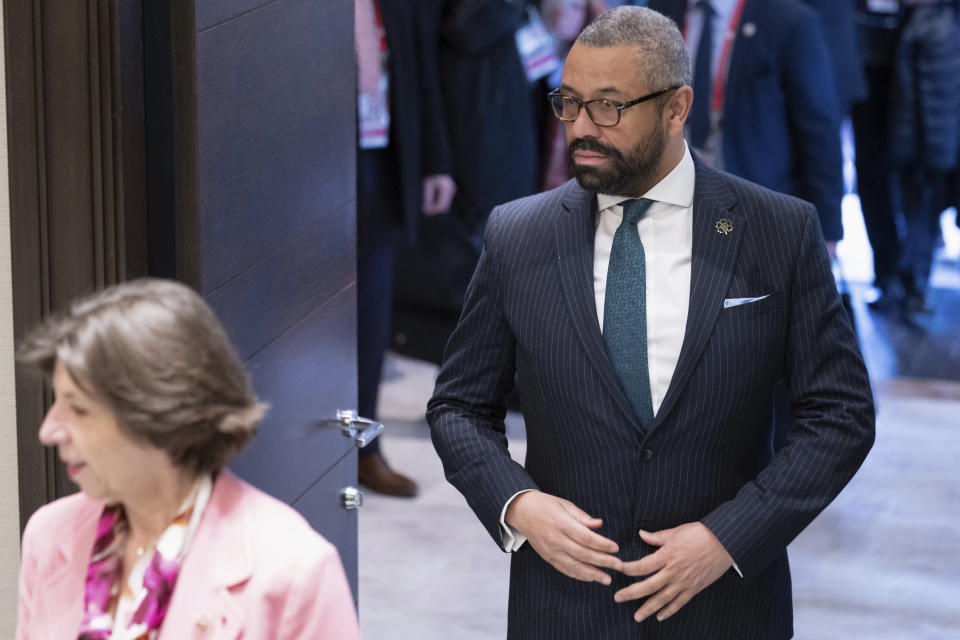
[664,86,693,136]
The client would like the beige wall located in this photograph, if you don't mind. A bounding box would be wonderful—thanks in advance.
[0,0,22,634]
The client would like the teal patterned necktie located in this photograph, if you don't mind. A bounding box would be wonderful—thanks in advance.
[603,198,655,427]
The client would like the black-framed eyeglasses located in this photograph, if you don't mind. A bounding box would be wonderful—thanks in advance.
[547,86,681,127]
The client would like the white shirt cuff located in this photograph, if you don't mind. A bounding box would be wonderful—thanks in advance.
[732,561,743,578]
[499,489,536,552]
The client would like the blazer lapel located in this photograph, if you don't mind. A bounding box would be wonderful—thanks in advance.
[161,471,251,640]
[43,499,102,638]
[554,182,644,431]
[649,162,743,433]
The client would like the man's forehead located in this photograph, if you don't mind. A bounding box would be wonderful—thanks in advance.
[562,43,646,95]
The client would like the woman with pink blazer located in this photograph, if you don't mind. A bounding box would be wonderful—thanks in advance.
[16,279,361,640]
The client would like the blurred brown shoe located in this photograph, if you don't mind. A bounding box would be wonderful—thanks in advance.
[358,452,418,498]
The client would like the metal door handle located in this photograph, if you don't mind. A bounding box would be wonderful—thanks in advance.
[326,409,384,448]
[341,486,364,510]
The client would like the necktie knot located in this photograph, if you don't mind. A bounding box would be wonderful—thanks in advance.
[621,198,654,226]
[697,0,715,17]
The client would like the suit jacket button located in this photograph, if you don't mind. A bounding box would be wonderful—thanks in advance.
[640,447,654,462]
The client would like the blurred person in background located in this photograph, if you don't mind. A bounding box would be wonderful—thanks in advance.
[888,0,960,314]
[392,0,542,363]
[852,0,905,307]
[541,0,610,190]
[649,0,845,257]
[15,279,360,639]
[802,0,867,121]
[852,0,959,315]
[355,0,455,496]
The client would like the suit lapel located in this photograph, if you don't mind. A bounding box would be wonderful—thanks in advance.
[43,499,102,638]
[161,471,250,639]
[649,163,743,433]
[554,182,644,431]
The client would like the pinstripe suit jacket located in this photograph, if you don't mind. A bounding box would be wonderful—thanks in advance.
[427,163,875,639]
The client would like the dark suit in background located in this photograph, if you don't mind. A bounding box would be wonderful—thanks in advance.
[392,0,541,363]
[851,1,903,294]
[651,0,845,242]
[429,164,874,637]
[357,0,452,489]
[802,0,867,114]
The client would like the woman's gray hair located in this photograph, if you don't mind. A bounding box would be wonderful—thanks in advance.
[577,6,692,91]
[17,278,267,474]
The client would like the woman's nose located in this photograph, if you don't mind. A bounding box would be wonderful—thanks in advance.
[38,406,67,446]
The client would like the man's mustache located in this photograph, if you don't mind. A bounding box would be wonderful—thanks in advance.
[568,138,623,160]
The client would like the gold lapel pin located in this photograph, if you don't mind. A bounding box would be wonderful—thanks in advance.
[716,218,734,235]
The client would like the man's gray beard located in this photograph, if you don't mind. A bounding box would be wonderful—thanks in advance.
[570,124,666,196]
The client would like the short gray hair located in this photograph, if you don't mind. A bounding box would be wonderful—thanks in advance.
[577,6,691,91]
[18,278,267,474]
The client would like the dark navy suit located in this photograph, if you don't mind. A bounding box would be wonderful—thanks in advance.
[428,163,874,638]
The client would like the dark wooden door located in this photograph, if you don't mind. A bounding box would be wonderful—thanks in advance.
[168,0,361,598]
[7,0,363,602]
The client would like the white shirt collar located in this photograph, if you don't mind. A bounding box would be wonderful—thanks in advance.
[596,142,695,213]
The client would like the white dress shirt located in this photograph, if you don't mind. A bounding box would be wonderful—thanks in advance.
[499,145,695,552]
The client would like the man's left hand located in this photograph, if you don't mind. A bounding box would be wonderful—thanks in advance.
[614,523,734,623]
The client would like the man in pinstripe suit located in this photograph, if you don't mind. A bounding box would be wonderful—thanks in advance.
[428,7,874,638]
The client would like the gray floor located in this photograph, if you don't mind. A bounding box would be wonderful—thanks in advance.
[358,354,960,639]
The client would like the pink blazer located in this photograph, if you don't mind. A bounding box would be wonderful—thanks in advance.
[17,469,361,639]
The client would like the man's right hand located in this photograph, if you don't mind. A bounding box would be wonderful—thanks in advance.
[505,490,622,585]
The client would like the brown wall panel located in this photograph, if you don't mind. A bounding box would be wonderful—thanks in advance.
[42,2,97,301]
[7,0,148,527]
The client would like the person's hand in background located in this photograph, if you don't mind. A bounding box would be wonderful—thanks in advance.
[422,174,456,215]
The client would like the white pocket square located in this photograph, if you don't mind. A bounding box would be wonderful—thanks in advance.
[723,295,770,309]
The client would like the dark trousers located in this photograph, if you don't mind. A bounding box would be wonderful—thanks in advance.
[852,64,902,287]
[899,168,947,297]
[357,147,402,457]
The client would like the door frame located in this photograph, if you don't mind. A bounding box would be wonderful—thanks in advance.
[4,0,149,529]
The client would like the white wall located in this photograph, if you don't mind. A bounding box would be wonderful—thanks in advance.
[0,0,22,634]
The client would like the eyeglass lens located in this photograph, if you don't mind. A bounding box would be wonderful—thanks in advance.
[550,96,619,126]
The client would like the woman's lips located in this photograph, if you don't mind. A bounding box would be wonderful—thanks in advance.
[66,463,85,478]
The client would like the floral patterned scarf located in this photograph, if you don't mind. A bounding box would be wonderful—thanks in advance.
[77,475,212,640]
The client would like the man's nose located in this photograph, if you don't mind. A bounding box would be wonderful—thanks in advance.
[38,406,67,446]
[569,104,602,139]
